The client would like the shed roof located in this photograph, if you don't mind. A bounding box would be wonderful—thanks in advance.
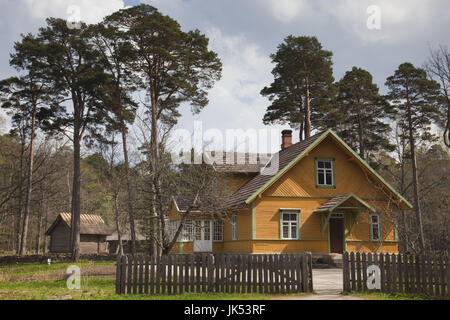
[45,213,113,236]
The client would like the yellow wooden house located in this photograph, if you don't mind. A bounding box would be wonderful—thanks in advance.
[168,129,412,255]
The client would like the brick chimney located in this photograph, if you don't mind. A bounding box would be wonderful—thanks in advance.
[281,129,293,150]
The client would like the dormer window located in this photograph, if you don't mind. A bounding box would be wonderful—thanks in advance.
[315,158,335,188]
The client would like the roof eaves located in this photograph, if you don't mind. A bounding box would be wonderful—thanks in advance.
[172,197,181,212]
[327,193,376,213]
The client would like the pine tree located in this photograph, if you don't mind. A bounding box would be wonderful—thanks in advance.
[90,21,140,255]
[321,67,395,161]
[261,35,334,140]
[386,62,441,252]
[104,4,222,256]
[0,34,60,255]
[33,18,108,261]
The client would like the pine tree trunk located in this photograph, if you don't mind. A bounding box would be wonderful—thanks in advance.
[15,131,25,254]
[305,77,312,139]
[407,106,425,252]
[399,157,410,252]
[71,114,82,262]
[35,203,42,254]
[19,101,37,255]
[35,187,45,254]
[120,119,136,256]
[113,192,124,256]
[299,102,304,141]
[43,201,48,254]
[357,109,365,160]
[150,91,159,258]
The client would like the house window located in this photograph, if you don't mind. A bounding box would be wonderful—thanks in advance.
[315,158,335,187]
[281,211,299,240]
[195,220,202,240]
[370,214,381,241]
[231,214,237,241]
[182,220,194,241]
[213,220,223,241]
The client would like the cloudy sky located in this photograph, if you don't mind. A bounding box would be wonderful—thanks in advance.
[0,0,449,152]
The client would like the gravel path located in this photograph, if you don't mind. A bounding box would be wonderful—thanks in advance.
[270,268,365,300]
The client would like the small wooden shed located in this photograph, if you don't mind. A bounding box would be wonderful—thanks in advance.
[45,213,113,254]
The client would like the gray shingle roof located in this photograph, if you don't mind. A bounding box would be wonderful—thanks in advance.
[208,152,272,173]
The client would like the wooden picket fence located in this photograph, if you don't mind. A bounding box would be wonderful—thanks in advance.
[115,253,313,295]
[343,252,450,297]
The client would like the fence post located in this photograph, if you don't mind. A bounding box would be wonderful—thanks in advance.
[343,252,349,292]
[126,255,132,294]
[144,255,149,294]
[208,254,214,293]
[385,254,391,293]
[446,256,450,297]
[350,252,356,291]
[300,254,307,292]
[356,252,361,291]
[361,253,367,291]
[391,254,397,293]
[115,254,122,294]
[308,252,313,292]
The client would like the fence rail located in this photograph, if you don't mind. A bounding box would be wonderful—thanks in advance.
[115,253,313,295]
[343,252,450,297]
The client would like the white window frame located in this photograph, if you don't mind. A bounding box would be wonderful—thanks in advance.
[213,220,223,242]
[370,214,381,241]
[315,158,335,187]
[281,211,299,240]
[231,214,237,241]
[181,220,194,242]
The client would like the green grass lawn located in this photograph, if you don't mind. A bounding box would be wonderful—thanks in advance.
[345,291,448,300]
[0,260,115,280]
[0,261,313,300]
[0,277,314,300]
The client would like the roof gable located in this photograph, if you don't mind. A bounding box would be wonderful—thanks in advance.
[314,193,376,213]
[45,213,113,236]
[226,129,413,210]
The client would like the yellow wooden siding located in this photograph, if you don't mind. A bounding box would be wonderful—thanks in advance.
[170,239,397,254]
[168,135,401,254]
[222,210,251,241]
[264,136,389,200]
[346,241,398,253]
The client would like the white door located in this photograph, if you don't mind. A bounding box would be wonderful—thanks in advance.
[193,220,212,252]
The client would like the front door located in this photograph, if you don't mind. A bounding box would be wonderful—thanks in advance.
[329,218,344,253]
[193,220,212,252]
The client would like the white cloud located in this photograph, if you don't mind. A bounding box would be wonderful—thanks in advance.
[318,0,442,44]
[260,0,446,44]
[175,27,284,153]
[207,28,272,101]
[23,0,125,24]
[267,0,308,23]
